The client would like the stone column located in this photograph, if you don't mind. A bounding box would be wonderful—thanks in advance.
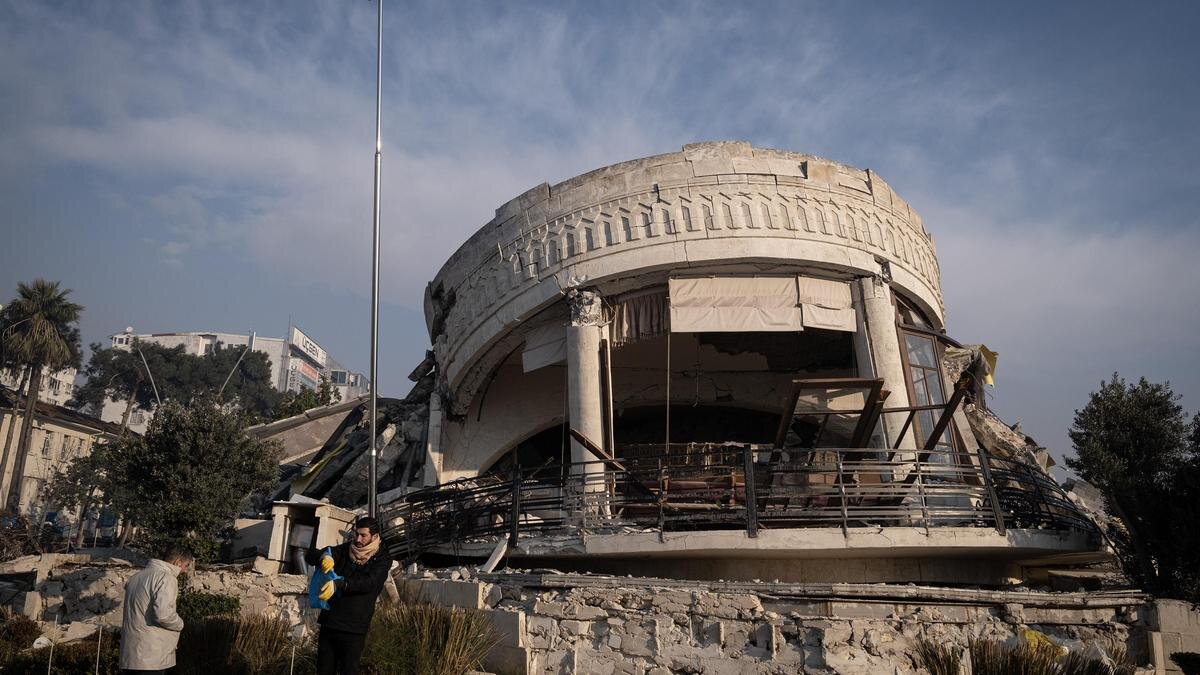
[565,289,607,516]
[851,281,887,449]
[857,275,915,451]
[423,392,444,487]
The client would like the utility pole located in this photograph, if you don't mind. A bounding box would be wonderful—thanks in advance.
[367,0,384,518]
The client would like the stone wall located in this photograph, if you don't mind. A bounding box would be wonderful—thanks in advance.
[6,554,1198,674]
[400,570,1184,675]
[0,553,310,636]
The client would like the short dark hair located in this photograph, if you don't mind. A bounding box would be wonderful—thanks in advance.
[355,516,380,535]
[163,545,195,566]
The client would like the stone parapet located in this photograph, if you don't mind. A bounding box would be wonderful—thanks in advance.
[402,569,1181,674]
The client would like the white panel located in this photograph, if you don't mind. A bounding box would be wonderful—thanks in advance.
[521,323,567,372]
[668,277,803,332]
[801,305,857,332]
[796,276,856,332]
[796,276,853,309]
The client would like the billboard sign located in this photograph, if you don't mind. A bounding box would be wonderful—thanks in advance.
[289,327,327,367]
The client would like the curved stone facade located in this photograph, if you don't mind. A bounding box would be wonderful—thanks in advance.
[385,142,1108,584]
[426,141,944,403]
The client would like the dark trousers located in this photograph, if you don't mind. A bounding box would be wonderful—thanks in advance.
[122,671,166,675]
[317,628,367,675]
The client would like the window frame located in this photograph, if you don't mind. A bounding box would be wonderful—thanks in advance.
[893,294,965,463]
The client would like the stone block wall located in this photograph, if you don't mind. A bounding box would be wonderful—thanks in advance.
[1150,599,1200,674]
[400,572,1170,674]
[0,554,310,635]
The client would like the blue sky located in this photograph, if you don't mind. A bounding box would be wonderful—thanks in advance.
[2,1,1198,471]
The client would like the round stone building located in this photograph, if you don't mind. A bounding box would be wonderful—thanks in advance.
[387,142,1103,585]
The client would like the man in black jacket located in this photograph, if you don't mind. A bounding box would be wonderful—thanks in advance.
[305,516,393,675]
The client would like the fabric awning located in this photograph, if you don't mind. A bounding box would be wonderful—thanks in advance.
[796,276,856,332]
[521,323,567,372]
[668,277,803,332]
[667,275,857,333]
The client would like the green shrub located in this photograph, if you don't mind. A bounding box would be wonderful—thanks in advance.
[915,638,962,675]
[0,613,41,649]
[361,603,498,675]
[1173,652,1200,675]
[176,616,239,674]
[177,590,241,623]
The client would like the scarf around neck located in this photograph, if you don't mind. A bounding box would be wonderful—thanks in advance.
[350,535,380,564]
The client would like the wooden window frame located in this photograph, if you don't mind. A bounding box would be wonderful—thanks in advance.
[893,294,966,462]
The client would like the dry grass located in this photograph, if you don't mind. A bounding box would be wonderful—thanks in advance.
[965,637,1137,675]
[232,613,311,674]
[363,603,498,675]
[914,638,963,675]
[176,614,312,675]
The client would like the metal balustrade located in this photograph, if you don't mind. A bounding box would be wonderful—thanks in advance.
[381,445,1100,560]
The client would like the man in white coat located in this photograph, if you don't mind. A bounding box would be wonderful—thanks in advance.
[120,546,192,674]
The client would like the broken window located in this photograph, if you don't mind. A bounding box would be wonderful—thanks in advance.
[895,293,933,330]
[898,328,961,467]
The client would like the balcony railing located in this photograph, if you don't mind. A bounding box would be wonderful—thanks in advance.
[381,444,1101,560]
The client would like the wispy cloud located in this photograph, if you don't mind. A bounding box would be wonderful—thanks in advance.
[2,0,1198,454]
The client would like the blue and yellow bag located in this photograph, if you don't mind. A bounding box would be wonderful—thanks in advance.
[307,546,342,610]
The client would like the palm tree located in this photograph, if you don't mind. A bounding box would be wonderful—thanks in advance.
[0,280,83,512]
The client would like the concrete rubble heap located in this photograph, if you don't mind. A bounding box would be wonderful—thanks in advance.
[396,566,1199,675]
[1,552,1199,673]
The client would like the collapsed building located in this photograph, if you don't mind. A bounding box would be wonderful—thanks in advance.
[289,141,1104,587]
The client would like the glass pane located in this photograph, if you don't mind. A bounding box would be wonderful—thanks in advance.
[905,334,937,367]
[916,410,935,444]
[924,368,946,405]
[910,368,930,405]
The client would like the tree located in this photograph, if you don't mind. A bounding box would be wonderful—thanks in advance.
[71,341,170,430]
[71,341,282,426]
[98,399,281,560]
[0,280,83,511]
[1066,374,1200,601]
[43,443,120,547]
[272,375,341,420]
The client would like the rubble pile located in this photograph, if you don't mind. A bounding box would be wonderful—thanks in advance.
[396,566,1156,674]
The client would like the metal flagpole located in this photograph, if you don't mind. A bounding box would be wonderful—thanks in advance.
[368,0,383,518]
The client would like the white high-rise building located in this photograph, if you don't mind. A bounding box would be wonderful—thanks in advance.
[99,326,369,432]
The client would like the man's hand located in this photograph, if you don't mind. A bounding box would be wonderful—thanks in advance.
[320,554,334,574]
[318,580,336,601]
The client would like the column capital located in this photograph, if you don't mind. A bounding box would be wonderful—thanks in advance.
[567,288,604,327]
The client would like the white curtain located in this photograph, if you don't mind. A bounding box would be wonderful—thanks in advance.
[611,289,668,346]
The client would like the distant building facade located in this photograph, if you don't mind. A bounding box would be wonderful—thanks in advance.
[0,387,123,519]
[0,366,78,408]
[99,326,369,433]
